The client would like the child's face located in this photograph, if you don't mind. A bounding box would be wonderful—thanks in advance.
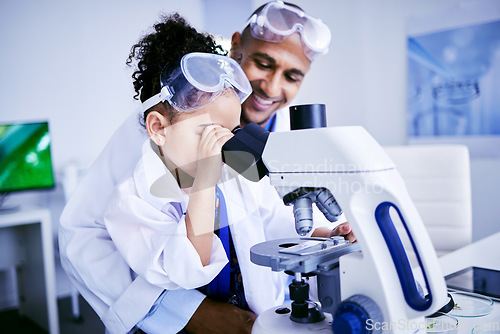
[158,89,241,178]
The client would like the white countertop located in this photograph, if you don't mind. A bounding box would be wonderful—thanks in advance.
[439,232,500,276]
[438,232,500,334]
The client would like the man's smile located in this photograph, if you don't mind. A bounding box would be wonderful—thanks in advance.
[249,93,281,111]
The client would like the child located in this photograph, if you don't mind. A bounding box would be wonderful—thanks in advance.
[103,13,335,324]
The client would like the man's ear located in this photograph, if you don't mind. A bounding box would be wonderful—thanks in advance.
[230,32,242,61]
[146,111,168,146]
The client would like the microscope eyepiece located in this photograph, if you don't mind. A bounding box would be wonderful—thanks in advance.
[221,123,270,182]
[231,125,242,134]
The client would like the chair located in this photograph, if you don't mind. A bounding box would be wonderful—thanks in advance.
[384,145,472,257]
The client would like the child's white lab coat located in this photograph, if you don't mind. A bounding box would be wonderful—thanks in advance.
[59,111,330,333]
[103,139,307,314]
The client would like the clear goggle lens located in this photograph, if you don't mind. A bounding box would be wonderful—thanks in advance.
[247,1,331,60]
[142,52,252,112]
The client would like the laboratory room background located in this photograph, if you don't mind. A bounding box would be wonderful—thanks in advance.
[0,0,499,333]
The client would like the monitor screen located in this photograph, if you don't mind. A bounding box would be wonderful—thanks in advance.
[0,121,55,194]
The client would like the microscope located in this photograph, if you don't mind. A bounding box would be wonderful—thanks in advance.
[222,104,448,333]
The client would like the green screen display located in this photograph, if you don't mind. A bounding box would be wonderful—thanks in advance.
[0,122,55,193]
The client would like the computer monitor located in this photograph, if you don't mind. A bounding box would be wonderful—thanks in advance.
[0,121,55,208]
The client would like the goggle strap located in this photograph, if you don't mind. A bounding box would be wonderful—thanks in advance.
[245,13,257,27]
[141,86,172,112]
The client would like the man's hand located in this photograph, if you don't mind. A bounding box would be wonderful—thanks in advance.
[329,222,356,243]
[184,298,256,334]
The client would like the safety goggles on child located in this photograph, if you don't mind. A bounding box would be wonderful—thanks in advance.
[142,52,252,112]
[245,1,331,60]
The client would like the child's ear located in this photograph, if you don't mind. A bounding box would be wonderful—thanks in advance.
[146,111,168,146]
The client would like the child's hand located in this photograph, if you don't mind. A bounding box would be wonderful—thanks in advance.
[195,124,233,188]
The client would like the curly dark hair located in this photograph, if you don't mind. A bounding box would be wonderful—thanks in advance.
[126,13,225,123]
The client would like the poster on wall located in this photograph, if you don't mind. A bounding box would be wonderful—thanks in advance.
[406,19,500,156]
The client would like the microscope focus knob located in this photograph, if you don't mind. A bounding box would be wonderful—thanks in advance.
[332,295,383,334]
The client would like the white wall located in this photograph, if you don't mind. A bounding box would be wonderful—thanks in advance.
[0,0,205,170]
[266,0,500,242]
[0,0,207,305]
[0,0,499,306]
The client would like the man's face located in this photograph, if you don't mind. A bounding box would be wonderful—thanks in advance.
[231,31,311,127]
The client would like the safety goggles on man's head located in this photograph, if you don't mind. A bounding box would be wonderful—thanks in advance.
[245,1,331,61]
[142,52,252,112]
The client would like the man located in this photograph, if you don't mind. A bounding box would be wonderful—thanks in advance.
[59,2,352,334]
[230,1,331,132]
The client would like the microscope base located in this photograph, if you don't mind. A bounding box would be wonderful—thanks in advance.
[252,303,333,334]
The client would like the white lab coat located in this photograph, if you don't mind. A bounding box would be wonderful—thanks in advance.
[59,111,158,333]
[104,139,309,314]
[271,107,291,132]
[58,108,332,333]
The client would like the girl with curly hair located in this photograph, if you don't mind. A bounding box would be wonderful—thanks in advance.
[61,12,338,334]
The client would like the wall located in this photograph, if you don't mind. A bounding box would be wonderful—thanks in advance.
[260,0,500,242]
[0,0,499,308]
[0,0,206,307]
[0,0,205,170]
